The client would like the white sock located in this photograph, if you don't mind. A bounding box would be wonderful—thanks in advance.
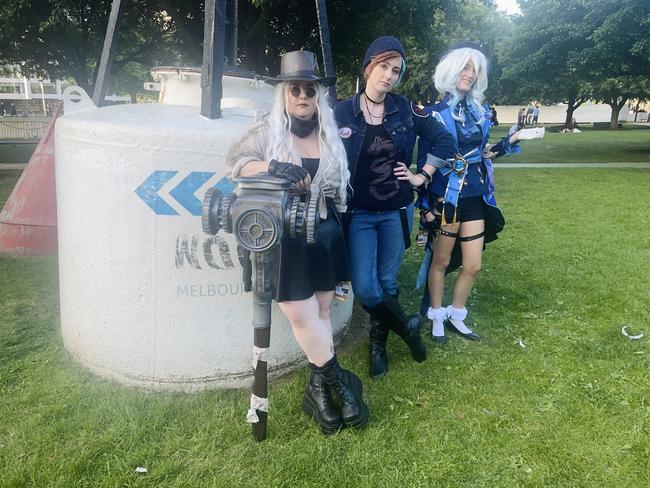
[446,305,473,334]
[427,307,447,337]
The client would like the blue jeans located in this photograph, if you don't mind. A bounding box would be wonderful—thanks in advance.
[346,204,414,307]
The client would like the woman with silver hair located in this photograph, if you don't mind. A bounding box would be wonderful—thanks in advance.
[227,50,368,435]
[416,41,523,344]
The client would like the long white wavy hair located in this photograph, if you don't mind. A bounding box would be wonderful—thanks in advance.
[265,81,350,206]
[433,47,488,124]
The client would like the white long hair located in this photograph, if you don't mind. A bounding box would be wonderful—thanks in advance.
[433,47,488,124]
[265,81,350,206]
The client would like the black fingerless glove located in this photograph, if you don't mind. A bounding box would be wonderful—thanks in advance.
[419,209,438,233]
[268,159,310,183]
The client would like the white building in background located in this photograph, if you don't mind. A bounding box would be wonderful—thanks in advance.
[0,67,130,117]
[492,102,632,125]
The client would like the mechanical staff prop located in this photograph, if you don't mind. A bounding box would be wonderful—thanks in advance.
[202,175,321,441]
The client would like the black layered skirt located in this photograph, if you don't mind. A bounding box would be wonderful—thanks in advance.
[272,212,350,302]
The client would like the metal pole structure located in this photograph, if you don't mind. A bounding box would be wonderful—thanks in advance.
[201,0,227,119]
[40,82,47,116]
[92,0,124,107]
[315,0,336,102]
[231,0,238,65]
[250,254,272,442]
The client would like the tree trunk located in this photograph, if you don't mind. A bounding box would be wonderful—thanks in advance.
[608,96,628,129]
[564,92,586,128]
[564,93,576,128]
[609,105,621,129]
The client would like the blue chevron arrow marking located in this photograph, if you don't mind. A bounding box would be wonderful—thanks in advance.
[212,175,235,195]
[135,170,179,215]
[169,172,216,216]
[136,171,236,216]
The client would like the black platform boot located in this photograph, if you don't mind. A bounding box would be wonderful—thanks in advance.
[367,314,390,379]
[302,362,344,435]
[321,355,369,428]
[367,294,427,363]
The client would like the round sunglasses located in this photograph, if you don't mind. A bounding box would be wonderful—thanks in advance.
[289,85,317,98]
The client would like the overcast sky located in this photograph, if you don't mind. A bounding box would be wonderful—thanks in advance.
[493,0,521,15]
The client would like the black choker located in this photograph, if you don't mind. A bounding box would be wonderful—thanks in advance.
[290,115,318,138]
[364,91,385,104]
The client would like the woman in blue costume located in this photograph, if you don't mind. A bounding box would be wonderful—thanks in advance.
[416,42,522,343]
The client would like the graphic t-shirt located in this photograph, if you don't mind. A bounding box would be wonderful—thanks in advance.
[351,123,413,211]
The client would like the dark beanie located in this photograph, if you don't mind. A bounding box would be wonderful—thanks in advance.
[362,36,406,69]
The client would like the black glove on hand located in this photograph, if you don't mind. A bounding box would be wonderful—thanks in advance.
[268,159,310,184]
[419,209,438,234]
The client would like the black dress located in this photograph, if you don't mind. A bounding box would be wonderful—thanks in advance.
[272,158,350,302]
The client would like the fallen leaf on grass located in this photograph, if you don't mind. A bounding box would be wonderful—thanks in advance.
[393,395,414,406]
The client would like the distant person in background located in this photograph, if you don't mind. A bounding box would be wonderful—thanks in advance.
[561,117,580,133]
[526,105,534,124]
[10,103,17,116]
[517,108,526,129]
[532,105,540,124]
[489,105,499,126]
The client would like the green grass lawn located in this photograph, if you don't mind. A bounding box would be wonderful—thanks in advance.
[0,170,23,208]
[1,162,650,485]
[489,124,650,164]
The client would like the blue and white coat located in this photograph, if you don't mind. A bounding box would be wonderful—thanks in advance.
[414,97,520,303]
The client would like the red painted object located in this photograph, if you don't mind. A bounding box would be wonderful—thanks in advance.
[0,115,58,256]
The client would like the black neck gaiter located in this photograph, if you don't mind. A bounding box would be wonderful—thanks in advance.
[290,115,318,138]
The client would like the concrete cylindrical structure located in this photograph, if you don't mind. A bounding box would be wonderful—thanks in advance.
[55,80,353,391]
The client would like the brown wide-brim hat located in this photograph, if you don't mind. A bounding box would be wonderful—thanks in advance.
[265,50,336,87]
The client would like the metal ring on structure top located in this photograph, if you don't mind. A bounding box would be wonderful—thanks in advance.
[305,185,321,245]
[234,208,280,252]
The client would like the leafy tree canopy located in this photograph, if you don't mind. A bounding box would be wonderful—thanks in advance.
[12,0,647,117]
[0,0,180,95]
[0,0,518,102]
[500,0,650,126]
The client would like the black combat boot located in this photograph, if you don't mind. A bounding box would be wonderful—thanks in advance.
[321,355,369,428]
[302,362,344,435]
[367,294,427,363]
[367,313,390,378]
